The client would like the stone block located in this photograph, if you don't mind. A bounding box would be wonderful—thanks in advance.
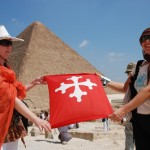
[30,127,40,136]
[69,131,97,141]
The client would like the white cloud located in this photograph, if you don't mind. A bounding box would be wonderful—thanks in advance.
[107,52,124,62]
[12,18,24,26]
[79,40,89,48]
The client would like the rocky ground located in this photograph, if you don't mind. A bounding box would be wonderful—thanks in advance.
[19,121,125,150]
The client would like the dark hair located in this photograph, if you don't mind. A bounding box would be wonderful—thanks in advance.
[139,28,150,45]
[4,59,9,68]
[148,64,150,84]
[44,111,49,117]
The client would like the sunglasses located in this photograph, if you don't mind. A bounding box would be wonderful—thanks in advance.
[126,72,131,75]
[0,40,12,47]
[140,35,150,44]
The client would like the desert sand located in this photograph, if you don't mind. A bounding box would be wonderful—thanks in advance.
[18,121,125,150]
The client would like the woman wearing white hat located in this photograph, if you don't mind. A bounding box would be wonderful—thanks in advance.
[0,25,51,150]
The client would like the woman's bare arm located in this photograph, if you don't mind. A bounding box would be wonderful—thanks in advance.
[109,83,150,121]
[14,97,51,132]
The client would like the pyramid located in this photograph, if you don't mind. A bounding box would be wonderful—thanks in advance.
[8,21,116,111]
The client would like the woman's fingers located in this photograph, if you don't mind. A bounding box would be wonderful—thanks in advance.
[35,118,51,132]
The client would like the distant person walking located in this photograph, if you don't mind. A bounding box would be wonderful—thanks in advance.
[58,126,72,145]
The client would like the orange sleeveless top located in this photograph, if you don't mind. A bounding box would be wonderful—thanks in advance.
[0,66,26,148]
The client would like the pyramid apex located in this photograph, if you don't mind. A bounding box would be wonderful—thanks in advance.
[31,21,44,26]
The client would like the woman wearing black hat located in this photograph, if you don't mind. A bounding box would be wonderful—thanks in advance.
[109,28,150,150]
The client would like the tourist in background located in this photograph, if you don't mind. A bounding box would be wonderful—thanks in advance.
[102,118,110,131]
[58,126,72,145]
[123,62,136,150]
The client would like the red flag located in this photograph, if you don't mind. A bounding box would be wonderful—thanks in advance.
[44,73,113,128]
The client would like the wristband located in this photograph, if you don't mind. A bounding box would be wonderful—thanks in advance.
[101,75,111,87]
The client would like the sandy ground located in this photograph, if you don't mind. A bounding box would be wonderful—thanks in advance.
[18,121,125,150]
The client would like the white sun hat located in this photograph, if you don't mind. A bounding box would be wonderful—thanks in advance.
[0,25,24,41]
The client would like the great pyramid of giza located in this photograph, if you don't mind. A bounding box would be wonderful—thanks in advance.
[8,21,116,111]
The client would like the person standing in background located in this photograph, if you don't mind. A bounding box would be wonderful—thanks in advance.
[102,118,110,131]
[124,62,136,150]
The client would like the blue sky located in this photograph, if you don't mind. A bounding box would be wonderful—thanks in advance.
[1,0,150,82]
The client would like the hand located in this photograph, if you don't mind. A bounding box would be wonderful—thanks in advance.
[109,107,126,122]
[34,117,51,132]
[32,76,47,85]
